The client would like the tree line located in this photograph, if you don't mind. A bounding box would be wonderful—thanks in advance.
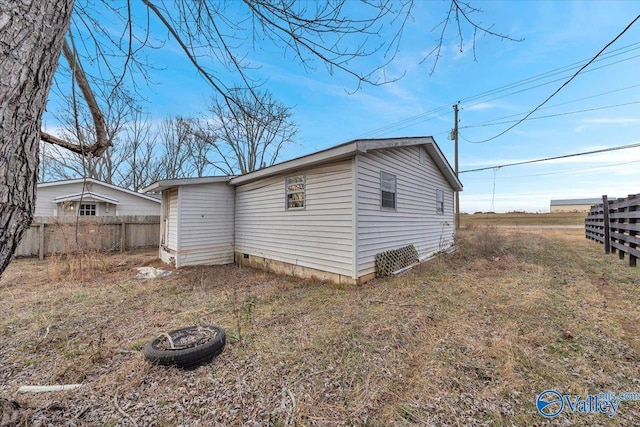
[41,89,297,190]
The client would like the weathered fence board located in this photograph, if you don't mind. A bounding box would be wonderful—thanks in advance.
[586,194,639,266]
[15,216,160,259]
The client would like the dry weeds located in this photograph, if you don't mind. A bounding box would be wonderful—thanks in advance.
[1,228,639,426]
[461,212,586,227]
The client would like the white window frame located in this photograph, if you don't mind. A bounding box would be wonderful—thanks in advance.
[161,192,170,246]
[79,203,97,216]
[380,171,397,210]
[285,175,305,210]
[436,189,445,215]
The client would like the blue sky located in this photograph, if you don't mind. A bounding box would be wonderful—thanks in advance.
[45,1,640,213]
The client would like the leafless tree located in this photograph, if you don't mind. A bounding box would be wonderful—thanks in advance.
[186,135,213,179]
[43,113,209,189]
[0,0,519,275]
[119,110,163,191]
[43,88,135,184]
[44,112,211,187]
[195,90,297,175]
[158,118,201,180]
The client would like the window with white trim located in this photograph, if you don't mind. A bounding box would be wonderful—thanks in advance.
[436,189,445,215]
[380,171,397,210]
[286,175,305,209]
[79,203,97,216]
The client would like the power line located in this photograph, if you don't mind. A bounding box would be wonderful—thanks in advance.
[460,83,640,130]
[351,41,640,139]
[460,50,640,112]
[459,142,640,173]
[459,100,640,137]
[469,159,640,179]
[459,42,640,107]
[463,14,640,144]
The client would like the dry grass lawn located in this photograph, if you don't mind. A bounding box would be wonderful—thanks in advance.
[461,212,586,227]
[1,227,639,426]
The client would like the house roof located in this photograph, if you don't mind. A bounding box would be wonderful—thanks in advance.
[53,192,120,205]
[39,178,161,203]
[550,198,603,206]
[142,176,234,193]
[142,137,463,192]
[229,136,462,190]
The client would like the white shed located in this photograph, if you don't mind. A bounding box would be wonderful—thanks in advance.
[144,137,462,282]
[143,177,235,267]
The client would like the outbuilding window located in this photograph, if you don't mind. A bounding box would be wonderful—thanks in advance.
[381,171,397,210]
[286,175,305,209]
[79,203,97,216]
[436,189,445,215]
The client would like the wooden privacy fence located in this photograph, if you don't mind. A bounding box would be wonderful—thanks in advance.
[585,194,639,266]
[15,215,160,259]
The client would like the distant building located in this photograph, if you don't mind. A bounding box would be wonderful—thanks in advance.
[36,178,161,217]
[550,198,602,213]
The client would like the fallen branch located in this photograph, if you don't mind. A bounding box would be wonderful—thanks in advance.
[34,324,51,350]
[18,384,82,393]
[114,395,138,427]
[284,387,296,426]
[369,300,422,308]
[74,405,90,420]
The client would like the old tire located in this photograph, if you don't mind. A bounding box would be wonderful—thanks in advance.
[143,326,225,369]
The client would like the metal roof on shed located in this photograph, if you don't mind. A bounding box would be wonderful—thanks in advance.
[550,198,603,206]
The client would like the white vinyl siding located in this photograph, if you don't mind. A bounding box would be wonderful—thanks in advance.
[35,181,160,217]
[176,183,235,267]
[356,146,455,277]
[235,160,354,277]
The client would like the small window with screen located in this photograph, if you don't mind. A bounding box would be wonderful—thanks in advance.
[436,189,445,215]
[380,172,397,210]
[286,175,305,209]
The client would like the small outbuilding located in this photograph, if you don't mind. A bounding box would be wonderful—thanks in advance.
[144,137,463,283]
[144,177,236,267]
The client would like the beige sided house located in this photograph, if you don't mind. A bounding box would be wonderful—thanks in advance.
[36,178,161,217]
[144,137,463,283]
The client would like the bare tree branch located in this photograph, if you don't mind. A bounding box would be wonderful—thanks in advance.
[141,0,238,108]
[422,0,523,75]
[41,38,111,156]
[194,89,298,175]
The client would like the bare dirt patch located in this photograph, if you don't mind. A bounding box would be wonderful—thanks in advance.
[1,230,639,426]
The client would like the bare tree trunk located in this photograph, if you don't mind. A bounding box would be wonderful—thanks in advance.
[0,0,74,276]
